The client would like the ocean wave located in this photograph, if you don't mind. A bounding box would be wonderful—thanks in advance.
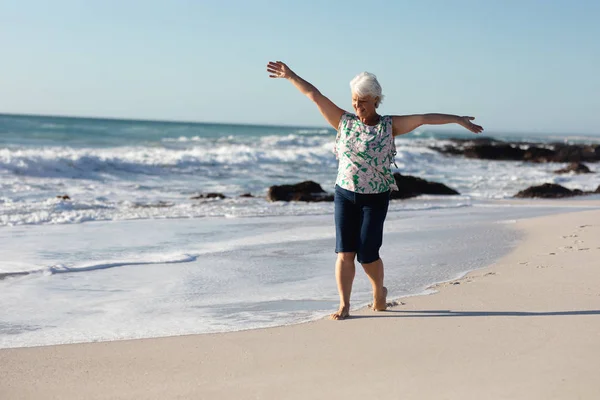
[0,138,339,179]
[0,253,197,279]
[0,133,466,180]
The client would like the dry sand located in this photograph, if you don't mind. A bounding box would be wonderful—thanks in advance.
[2,207,600,400]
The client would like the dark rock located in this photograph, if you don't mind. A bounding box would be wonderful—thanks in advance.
[553,144,600,163]
[239,193,254,198]
[514,183,586,198]
[190,193,226,200]
[522,146,556,162]
[267,181,333,202]
[554,162,592,174]
[596,185,600,193]
[464,143,525,161]
[391,173,459,199]
[445,137,506,146]
[431,138,600,163]
[56,195,71,200]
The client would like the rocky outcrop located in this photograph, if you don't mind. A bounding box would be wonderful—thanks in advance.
[267,181,333,202]
[268,176,460,202]
[190,193,227,200]
[432,138,600,163]
[513,183,597,198]
[554,162,592,174]
[391,173,459,199]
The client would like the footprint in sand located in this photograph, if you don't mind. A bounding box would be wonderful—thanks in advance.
[368,300,401,308]
[578,248,590,251]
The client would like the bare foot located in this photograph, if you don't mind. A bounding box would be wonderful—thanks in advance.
[330,305,350,320]
[373,286,388,311]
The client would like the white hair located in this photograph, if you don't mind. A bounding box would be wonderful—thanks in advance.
[350,72,384,108]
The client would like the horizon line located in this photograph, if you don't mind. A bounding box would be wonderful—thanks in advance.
[0,112,330,131]
[0,112,597,137]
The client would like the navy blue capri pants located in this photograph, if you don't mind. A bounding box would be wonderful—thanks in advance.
[334,184,390,264]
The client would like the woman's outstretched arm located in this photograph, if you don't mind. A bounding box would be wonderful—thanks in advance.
[392,114,484,136]
[267,61,345,129]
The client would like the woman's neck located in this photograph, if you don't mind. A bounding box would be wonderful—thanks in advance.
[359,113,380,126]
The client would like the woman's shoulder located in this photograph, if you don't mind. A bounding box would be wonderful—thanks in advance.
[338,112,358,130]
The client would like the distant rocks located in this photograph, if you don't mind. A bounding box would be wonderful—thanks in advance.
[554,162,592,174]
[431,138,599,199]
[514,183,599,199]
[56,195,71,200]
[391,173,459,199]
[190,193,227,200]
[190,192,256,199]
[432,138,600,163]
[267,181,333,202]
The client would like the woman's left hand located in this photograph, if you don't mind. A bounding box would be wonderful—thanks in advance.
[459,116,484,134]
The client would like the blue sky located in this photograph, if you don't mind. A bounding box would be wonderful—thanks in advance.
[1,0,599,134]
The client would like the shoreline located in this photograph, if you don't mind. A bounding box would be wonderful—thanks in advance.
[0,200,570,349]
[1,206,600,399]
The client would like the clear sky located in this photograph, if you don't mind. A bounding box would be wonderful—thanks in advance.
[1,0,599,134]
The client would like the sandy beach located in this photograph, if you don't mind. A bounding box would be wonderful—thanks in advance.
[1,206,599,400]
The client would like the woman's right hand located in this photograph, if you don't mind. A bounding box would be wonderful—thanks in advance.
[266,60,344,128]
[267,61,296,79]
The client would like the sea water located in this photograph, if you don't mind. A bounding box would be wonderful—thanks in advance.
[1,114,599,348]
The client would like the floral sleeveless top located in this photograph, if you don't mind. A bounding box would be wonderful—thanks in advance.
[333,113,398,194]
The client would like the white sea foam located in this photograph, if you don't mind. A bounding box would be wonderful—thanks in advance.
[0,193,475,226]
[0,136,337,179]
[0,253,197,278]
[1,143,598,227]
[2,130,599,227]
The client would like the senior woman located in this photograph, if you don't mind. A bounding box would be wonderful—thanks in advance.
[266,61,483,320]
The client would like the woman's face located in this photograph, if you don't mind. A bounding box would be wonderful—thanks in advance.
[352,93,378,118]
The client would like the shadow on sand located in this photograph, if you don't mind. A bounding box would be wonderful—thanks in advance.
[348,309,600,319]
